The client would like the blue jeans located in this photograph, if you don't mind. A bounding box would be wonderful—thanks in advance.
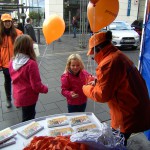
[73,27,77,38]
[68,103,87,113]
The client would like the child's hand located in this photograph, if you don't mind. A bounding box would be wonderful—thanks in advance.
[86,75,97,86]
[86,75,96,84]
[71,91,79,98]
[87,80,95,86]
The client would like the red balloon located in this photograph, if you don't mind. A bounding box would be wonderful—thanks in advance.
[90,0,99,5]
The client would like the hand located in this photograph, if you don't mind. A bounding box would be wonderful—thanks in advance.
[71,91,79,98]
[87,78,97,86]
[87,81,95,86]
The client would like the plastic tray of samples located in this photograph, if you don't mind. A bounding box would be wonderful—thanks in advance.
[0,128,16,144]
[73,123,98,133]
[17,122,44,139]
[46,115,69,128]
[0,112,102,150]
[0,138,16,149]
[69,114,91,126]
[48,126,74,137]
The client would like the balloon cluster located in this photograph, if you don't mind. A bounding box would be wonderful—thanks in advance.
[43,14,65,45]
[88,0,119,33]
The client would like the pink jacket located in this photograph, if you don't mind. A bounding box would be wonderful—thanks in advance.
[9,59,48,107]
[61,70,91,105]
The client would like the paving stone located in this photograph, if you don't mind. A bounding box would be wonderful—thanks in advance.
[95,112,111,122]
[127,133,150,150]
[3,111,19,121]
[43,102,59,111]
[86,100,107,114]
[1,101,18,113]
[36,101,46,113]
[35,112,47,119]
[55,100,68,113]
[39,91,64,104]
[55,87,62,94]
[0,118,20,130]
[46,108,62,116]
[0,108,3,121]
[43,71,61,79]
[45,78,60,88]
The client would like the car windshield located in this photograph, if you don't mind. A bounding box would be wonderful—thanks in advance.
[108,22,132,30]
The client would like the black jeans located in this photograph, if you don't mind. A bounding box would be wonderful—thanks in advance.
[68,103,87,113]
[2,68,11,101]
[22,103,36,122]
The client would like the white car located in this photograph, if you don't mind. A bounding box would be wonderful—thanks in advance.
[105,21,140,49]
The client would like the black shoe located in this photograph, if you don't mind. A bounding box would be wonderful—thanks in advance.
[6,101,12,108]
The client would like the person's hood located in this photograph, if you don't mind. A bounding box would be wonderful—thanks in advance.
[12,53,30,71]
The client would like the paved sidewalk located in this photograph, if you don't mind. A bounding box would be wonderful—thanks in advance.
[0,33,150,149]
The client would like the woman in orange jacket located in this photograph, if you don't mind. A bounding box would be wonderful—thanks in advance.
[83,31,150,146]
[0,13,23,108]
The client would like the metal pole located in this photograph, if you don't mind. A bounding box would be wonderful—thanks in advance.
[79,0,88,48]
[69,11,71,35]
[138,0,149,71]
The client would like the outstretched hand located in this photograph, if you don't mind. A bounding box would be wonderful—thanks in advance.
[71,91,79,98]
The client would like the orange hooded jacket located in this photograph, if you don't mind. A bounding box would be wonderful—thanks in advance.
[0,29,23,68]
[83,43,150,134]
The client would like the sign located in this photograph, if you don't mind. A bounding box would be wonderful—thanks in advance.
[127,0,131,16]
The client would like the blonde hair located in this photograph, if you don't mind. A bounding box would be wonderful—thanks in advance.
[64,54,85,73]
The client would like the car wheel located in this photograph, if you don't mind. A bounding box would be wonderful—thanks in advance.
[132,46,137,50]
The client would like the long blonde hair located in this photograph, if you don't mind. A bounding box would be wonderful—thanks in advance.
[64,54,85,73]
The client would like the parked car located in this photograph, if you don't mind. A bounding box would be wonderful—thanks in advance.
[131,19,143,39]
[103,21,140,49]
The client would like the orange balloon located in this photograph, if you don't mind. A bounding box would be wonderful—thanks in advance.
[87,0,119,33]
[43,14,65,44]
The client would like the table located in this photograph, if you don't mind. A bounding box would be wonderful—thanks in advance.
[1,112,102,150]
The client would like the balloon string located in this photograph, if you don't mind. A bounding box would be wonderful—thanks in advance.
[93,6,96,114]
[38,44,48,67]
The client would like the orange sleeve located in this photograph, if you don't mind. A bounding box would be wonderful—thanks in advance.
[82,85,96,101]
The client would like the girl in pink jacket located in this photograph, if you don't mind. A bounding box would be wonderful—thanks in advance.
[61,54,94,113]
[9,35,48,122]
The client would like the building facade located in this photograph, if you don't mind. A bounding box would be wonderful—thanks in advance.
[18,0,146,25]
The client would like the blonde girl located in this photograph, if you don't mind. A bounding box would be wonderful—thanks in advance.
[61,54,93,113]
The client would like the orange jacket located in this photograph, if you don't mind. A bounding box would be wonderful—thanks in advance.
[0,29,23,68]
[83,44,150,134]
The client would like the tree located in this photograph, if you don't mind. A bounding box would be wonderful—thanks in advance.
[28,11,42,26]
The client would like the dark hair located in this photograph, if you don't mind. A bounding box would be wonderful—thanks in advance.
[106,31,112,41]
[26,18,31,23]
[13,34,36,60]
[0,20,17,45]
